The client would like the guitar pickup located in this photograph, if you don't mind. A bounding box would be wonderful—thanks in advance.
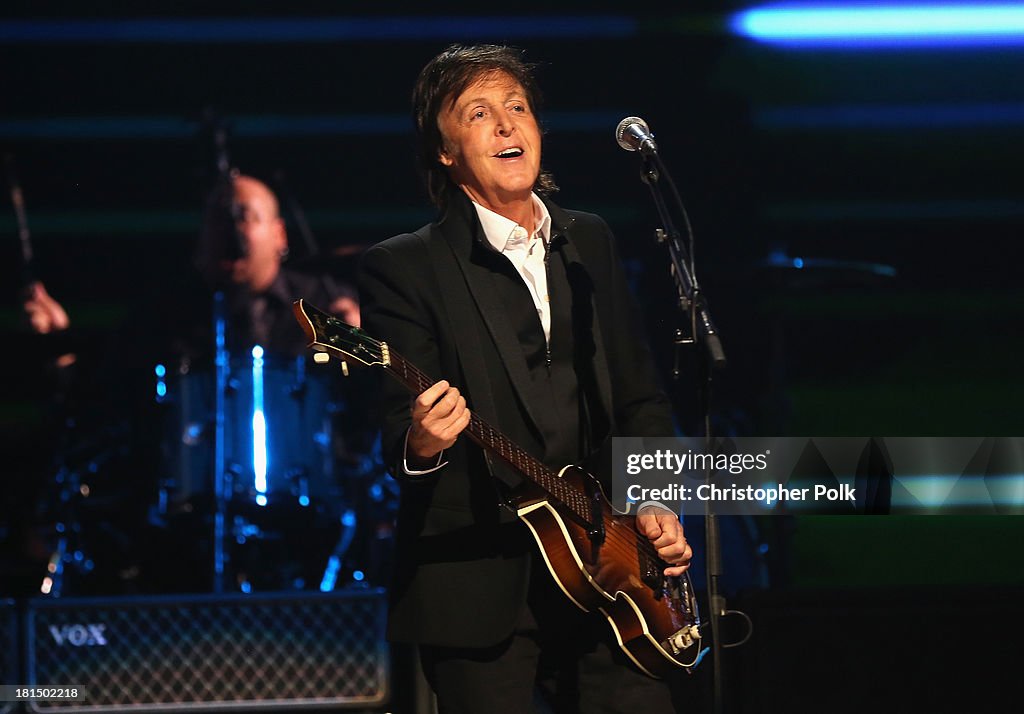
[582,474,605,547]
[639,551,661,591]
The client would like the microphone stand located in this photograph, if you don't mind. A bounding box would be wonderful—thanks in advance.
[637,150,727,714]
[205,111,235,594]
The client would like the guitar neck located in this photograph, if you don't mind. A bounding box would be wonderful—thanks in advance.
[384,349,591,521]
[290,299,593,523]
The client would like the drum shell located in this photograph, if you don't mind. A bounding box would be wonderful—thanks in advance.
[156,355,338,514]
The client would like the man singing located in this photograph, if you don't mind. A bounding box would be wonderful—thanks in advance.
[359,44,692,713]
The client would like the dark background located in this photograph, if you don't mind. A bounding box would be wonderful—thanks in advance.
[2,2,1023,712]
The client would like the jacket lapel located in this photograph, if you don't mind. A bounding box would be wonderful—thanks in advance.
[433,194,551,446]
[433,192,616,456]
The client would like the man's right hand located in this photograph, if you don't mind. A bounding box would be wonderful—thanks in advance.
[407,380,471,466]
[24,282,70,334]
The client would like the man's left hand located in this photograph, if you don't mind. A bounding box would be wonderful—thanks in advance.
[636,507,693,577]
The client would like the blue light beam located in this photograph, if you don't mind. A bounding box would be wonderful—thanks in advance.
[252,345,268,507]
[732,3,1024,47]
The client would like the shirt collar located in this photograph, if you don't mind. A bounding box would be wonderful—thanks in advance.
[471,193,551,254]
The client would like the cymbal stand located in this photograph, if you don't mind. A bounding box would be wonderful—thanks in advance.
[38,405,117,596]
[212,291,228,593]
[40,463,96,597]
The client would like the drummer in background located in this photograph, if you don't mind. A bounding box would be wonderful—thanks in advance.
[24,173,361,355]
[20,174,369,595]
[182,172,360,358]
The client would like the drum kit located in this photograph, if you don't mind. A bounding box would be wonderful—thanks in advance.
[34,312,395,598]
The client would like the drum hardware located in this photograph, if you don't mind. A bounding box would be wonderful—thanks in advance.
[40,466,96,597]
[326,438,398,588]
[38,430,131,596]
[292,469,311,507]
[319,507,358,592]
[232,515,265,544]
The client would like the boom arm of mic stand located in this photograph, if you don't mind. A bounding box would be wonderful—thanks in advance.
[639,156,726,370]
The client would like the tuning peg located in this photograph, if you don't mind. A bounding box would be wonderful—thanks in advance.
[340,360,350,377]
[313,352,330,364]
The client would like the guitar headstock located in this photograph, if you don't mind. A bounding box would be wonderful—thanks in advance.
[292,299,389,370]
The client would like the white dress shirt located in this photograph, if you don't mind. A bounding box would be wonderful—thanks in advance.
[471,194,553,343]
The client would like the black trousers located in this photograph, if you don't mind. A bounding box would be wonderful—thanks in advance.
[419,557,677,714]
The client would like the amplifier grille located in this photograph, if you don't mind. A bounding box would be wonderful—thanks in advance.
[26,589,387,711]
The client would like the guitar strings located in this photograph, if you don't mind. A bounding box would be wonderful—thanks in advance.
[357,333,694,591]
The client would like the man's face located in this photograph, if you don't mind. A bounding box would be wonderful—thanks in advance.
[437,71,542,212]
[226,177,287,288]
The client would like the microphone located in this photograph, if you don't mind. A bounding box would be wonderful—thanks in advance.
[615,116,658,155]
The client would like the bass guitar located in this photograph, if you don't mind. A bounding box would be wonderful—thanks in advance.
[293,299,703,677]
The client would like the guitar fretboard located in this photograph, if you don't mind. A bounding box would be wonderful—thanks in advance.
[386,350,592,524]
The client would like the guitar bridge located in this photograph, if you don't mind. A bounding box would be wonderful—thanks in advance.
[663,624,701,655]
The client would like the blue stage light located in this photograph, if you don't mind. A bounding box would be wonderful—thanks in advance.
[155,363,167,401]
[252,345,268,506]
[732,3,1024,46]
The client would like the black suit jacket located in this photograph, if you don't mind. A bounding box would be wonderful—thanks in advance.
[358,191,673,647]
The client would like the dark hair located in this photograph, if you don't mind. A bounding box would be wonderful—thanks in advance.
[412,44,557,212]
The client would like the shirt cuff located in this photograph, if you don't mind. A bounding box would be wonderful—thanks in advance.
[637,501,677,517]
[402,427,448,476]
